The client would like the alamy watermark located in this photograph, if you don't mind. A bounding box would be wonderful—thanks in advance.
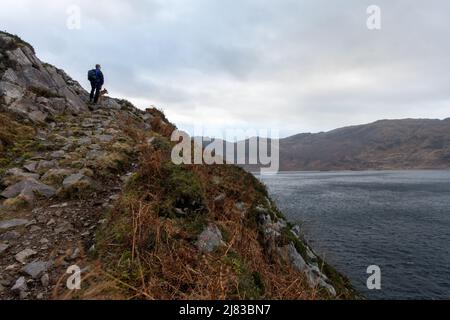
[66,5,82,30]
[66,265,82,290]
[367,5,381,30]
[170,127,280,174]
[367,265,382,290]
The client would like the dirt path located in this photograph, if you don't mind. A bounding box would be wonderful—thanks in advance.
[0,107,135,299]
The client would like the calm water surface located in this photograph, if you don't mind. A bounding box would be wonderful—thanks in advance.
[258,170,450,299]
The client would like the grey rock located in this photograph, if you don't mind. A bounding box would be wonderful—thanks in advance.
[11,276,28,294]
[28,110,47,123]
[37,160,58,171]
[50,150,65,159]
[0,230,21,240]
[62,173,91,189]
[23,161,39,173]
[29,225,42,233]
[15,248,37,264]
[0,81,24,104]
[284,243,308,273]
[77,137,92,145]
[0,242,9,255]
[40,273,50,287]
[3,168,40,185]
[196,224,224,253]
[102,98,121,110]
[281,244,336,296]
[22,260,51,279]
[69,248,80,260]
[0,178,56,200]
[96,134,114,143]
[0,219,30,230]
[234,202,246,212]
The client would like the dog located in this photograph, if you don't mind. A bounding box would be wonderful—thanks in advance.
[98,88,108,103]
[88,88,109,110]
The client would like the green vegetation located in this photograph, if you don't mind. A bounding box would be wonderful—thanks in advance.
[0,113,36,177]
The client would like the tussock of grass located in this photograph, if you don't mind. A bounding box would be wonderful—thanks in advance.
[0,113,36,176]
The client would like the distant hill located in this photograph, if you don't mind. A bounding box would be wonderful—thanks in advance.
[206,119,450,171]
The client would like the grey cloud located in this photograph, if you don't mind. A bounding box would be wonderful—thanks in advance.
[1,0,449,137]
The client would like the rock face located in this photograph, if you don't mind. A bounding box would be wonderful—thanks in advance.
[257,200,338,296]
[0,32,87,119]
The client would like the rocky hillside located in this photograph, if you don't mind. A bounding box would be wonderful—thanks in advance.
[0,31,356,300]
[213,119,450,172]
[277,119,450,171]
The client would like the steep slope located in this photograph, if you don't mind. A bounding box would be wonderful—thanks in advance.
[0,32,356,300]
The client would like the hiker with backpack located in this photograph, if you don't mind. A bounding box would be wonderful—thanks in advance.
[88,64,104,104]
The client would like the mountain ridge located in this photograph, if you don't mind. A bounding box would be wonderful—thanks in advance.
[206,118,450,172]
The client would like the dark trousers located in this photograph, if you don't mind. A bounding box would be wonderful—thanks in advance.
[90,82,102,104]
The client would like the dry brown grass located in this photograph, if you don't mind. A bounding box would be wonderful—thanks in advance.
[54,108,348,300]
[78,139,324,300]
[0,113,35,151]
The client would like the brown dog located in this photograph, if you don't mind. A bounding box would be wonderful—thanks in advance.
[98,88,108,103]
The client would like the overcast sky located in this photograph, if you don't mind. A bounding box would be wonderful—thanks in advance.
[1,0,449,138]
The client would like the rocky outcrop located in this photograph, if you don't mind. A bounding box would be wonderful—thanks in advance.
[253,198,338,296]
[196,224,225,253]
[0,31,135,125]
[0,32,87,121]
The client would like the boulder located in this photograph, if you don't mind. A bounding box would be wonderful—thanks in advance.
[23,161,39,173]
[0,81,24,104]
[61,173,93,193]
[2,168,40,186]
[22,260,51,279]
[1,178,56,200]
[11,276,28,294]
[36,160,58,172]
[196,224,225,253]
[15,248,37,264]
[41,168,72,185]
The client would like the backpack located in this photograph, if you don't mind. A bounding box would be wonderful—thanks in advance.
[88,69,97,82]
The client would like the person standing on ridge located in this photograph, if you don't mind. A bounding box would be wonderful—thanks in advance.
[88,64,104,104]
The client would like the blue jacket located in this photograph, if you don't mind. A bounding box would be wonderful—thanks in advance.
[94,69,104,86]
